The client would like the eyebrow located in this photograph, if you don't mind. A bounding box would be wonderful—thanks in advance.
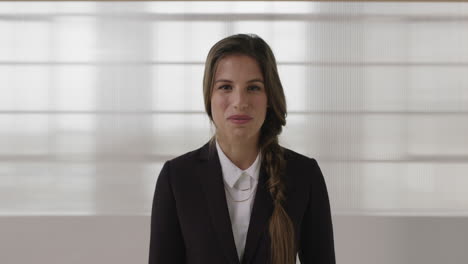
[214,78,264,84]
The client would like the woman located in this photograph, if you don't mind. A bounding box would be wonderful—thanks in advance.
[149,34,335,264]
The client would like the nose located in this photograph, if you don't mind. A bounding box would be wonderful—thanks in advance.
[233,87,248,110]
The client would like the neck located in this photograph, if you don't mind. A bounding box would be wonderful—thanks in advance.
[216,134,260,170]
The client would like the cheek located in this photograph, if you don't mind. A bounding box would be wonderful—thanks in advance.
[256,96,268,115]
[211,95,228,119]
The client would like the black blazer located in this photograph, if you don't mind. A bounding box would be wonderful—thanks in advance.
[149,142,335,264]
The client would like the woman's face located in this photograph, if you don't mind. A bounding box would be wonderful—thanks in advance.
[211,54,268,143]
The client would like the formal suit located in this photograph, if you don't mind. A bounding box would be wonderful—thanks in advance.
[149,142,336,264]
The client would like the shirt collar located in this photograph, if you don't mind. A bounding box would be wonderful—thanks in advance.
[215,139,261,189]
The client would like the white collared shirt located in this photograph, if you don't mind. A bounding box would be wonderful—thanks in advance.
[215,139,261,262]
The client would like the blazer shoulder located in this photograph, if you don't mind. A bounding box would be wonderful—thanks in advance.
[157,146,204,187]
[166,146,202,167]
[282,147,317,164]
[282,147,322,186]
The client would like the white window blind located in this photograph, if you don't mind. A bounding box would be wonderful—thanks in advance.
[0,1,467,216]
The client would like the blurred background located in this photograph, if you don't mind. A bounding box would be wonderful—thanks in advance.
[0,1,467,264]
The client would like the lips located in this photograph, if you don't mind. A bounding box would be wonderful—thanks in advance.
[228,115,252,124]
[228,115,252,120]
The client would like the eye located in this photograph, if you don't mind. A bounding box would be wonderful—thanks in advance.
[248,85,261,91]
[218,85,232,90]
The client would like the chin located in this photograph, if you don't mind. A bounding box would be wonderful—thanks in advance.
[232,130,259,140]
[230,133,249,139]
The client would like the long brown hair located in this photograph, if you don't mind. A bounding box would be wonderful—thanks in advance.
[202,34,295,264]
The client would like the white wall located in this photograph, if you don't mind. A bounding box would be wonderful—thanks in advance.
[1,215,467,264]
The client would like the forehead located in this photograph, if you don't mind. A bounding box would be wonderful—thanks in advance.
[214,55,263,80]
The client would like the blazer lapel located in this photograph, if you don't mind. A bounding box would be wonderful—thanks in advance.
[242,165,273,264]
[197,142,240,264]
[197,142,274,264]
